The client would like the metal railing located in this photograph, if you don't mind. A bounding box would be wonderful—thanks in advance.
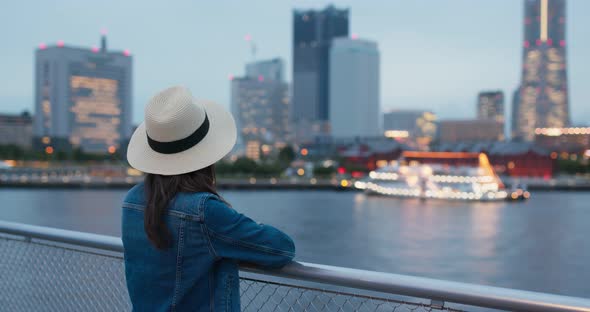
[1,220,590,312]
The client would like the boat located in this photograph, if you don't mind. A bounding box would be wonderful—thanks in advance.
[354,152,509,201]
[508,183,531,201]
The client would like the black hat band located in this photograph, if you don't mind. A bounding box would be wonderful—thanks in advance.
[147,114,210,154]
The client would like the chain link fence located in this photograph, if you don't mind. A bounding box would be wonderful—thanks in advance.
[0,235,466,311]
[239,278,464,312]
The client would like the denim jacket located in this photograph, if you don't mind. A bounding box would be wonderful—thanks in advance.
[121,182,295,312]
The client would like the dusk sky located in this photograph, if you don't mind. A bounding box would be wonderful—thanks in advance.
[0,0,589,125]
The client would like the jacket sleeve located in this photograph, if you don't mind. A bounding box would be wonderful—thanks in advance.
[203,195,295,268]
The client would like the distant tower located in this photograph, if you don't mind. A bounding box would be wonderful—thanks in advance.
[292,5,349,142]
[34,34,133,153]
[513,0,569,141]
[329,38,380,138]
[477,91,504,122]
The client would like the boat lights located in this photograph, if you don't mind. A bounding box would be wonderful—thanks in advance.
[369,171,399,180]
[429,175,494,184]
[363,182,507,200]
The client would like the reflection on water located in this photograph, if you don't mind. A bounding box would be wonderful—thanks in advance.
[0,188,589,297]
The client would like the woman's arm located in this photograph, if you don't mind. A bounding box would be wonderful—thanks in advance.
[202,195,295,268]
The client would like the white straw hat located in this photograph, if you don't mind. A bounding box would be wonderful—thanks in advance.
[127,86,236,175]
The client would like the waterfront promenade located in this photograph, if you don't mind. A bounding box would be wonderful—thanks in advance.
[0,173,353,190]
[2,166,590,191]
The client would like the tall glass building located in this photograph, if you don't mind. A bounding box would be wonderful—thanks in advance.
[329,38,380,139]
[514,0,569,141]
[34,35,132,154]
[292,5,348,142]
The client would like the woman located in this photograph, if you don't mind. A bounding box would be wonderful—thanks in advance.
[122,86,295,311]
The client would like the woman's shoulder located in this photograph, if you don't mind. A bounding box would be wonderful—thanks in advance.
[175,190,220,203]
[200,193,237,225]
[172,191,224,217]
[123,182,146,205]
[123,183,220,211]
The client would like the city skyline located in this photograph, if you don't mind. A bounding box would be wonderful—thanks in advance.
[1,1,590,126]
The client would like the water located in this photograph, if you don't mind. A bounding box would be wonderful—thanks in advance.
[1,188,589,298]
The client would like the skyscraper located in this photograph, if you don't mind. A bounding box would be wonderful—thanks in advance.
[231,58,290,159]
[329,38,380,138]
[292,5,349,142]
[513,0,569,141]
[245,58,284,82]
[34,34,132,154]
[477,91,504,123]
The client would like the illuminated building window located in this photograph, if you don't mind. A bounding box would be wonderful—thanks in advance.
[69,75,121,152]
[246,140,261,160]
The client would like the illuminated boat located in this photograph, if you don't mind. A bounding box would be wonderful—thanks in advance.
[355,152,509,201]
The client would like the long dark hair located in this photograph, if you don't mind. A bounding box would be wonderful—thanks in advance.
[144,165,220,250]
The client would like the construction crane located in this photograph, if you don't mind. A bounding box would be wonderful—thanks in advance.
[244,34,257,61]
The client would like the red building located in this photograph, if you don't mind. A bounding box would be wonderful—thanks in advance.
[534,127,590,156]
[339,141,555,178]
[435,142,555,178]
[402,151,480,167]
[337,139,405,171]
[489,150,554,178]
